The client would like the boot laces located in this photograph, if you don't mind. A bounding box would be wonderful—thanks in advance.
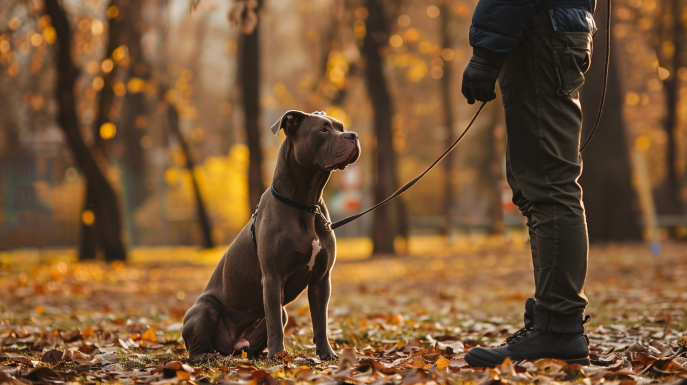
[502,326,533,346]
[501,315,591,346]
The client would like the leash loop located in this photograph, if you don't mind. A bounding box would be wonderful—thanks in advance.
[580,0,611,152]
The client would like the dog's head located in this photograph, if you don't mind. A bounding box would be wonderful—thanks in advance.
[270,110,360,172]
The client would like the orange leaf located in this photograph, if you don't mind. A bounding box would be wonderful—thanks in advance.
[141,328,157,342]
[436,356,450,370]
[176,370,190,380]
[81,326,95,338]
[411,356,425,368]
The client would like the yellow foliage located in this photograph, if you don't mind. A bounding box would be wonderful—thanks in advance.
[406,59,427,82]
[325,106,351,128]
[107,6,119,19]
[100,122,117,139]
[127,77,144,93]
[81,210,95,226]
[157,145,250,235]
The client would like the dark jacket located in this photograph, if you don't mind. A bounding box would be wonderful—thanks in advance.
[470,0,596,64]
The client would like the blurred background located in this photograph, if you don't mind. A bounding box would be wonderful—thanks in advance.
[0,0,685,261]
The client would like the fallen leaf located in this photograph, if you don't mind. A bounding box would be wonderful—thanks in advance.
[274,351,292,363]
[338,348,358,370]
[81,326,95,338]
[250,369,275,385]
[19,367,62,383]
[177,370,190,380]
[40,350,62,365]
[436,356,450,369]
[141,328,157,342]
[411,356,425,368]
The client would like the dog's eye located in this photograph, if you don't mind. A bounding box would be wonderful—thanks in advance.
[320,127,329,133]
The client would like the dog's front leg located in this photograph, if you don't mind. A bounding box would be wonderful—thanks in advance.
[308,271,338,360]
[262,274,285,359]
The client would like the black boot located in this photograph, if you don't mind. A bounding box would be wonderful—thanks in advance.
[464,298,590,368]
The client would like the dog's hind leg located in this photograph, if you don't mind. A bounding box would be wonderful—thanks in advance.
[182,302,238,359]
[242,308,288,358]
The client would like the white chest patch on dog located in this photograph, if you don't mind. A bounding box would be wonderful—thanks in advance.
[308,239,321,271]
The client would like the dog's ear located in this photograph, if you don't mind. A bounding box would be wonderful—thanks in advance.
[270,110,307,137]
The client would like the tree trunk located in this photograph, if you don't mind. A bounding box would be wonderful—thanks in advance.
[363,0,405,255]
[579,0,642,242]
[120,0,150,246]
[657,0,684,221]
[45,0,126,261]
[440,2,455,235]
[239,1,265,211]
[83,0,124,257]
[167,104,215,249]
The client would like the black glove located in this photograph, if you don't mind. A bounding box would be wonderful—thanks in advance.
[461,55,501,104]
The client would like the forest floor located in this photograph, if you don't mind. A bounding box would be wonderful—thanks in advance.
[1,239,686,384]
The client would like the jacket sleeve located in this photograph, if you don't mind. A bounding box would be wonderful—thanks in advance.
[469,0,537,64]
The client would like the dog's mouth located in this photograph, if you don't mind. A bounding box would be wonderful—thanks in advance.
[325,142,360,171]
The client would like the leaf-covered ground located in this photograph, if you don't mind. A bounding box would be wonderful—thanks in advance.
[1,240,686,384]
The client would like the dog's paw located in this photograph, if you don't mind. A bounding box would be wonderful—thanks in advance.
[317,350,339,361]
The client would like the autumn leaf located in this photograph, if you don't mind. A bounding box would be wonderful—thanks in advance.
[141,328,157,342]
[177,370,191,380]
[19,367,62,383]
[411,356,425,368]
[81,325,95,338]
[40,350,63,365]
[274,351,292,363]
[436,356,450,370]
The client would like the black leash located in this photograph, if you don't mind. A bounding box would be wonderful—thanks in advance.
[580,0,611,152]
[331,102,487,230]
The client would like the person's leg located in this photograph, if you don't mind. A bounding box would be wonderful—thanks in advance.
[505,147,538,274]
[503,10,590,329]
[465,9,592,367]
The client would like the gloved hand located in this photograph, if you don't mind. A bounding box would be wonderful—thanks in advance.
[461,55,501,104]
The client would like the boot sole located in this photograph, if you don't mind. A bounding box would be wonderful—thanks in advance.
[464,352,590,368]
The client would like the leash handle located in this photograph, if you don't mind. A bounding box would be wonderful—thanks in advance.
[331,102,487,230]
[580,0,611,152]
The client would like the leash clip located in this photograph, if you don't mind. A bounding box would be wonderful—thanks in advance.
[312,205,332,233]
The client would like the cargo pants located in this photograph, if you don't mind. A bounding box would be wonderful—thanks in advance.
[499,9,595,333]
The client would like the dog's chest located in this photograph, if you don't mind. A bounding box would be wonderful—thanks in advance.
[304,234,334,271]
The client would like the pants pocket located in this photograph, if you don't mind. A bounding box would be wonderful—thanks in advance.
[552,33,591,96]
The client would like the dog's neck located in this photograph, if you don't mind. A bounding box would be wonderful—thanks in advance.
[272,139,331,206]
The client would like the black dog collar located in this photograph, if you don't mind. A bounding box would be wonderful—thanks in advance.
[250,186,333,252]
[270,185,332,232]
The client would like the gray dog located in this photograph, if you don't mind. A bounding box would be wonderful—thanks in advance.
[182,110,360,361]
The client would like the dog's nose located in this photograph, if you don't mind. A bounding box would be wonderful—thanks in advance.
[343,132,358,141]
